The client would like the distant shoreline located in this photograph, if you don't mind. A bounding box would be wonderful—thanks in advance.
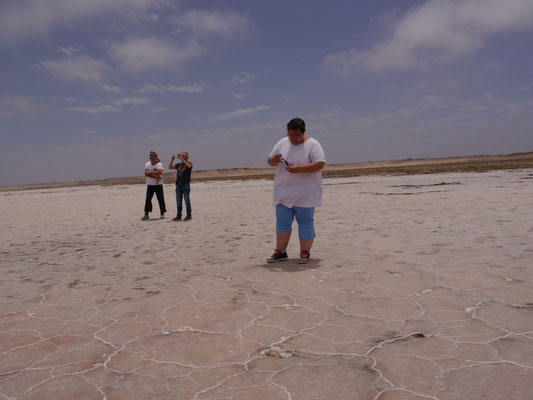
[2,152,532,192]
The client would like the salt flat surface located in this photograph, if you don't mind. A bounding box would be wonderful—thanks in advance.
[1,170,532,399]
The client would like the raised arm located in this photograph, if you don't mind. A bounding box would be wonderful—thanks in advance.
[177,153,192,168]
[168,155,176,169]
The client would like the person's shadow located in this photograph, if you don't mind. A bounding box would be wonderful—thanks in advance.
[259,258,322,272]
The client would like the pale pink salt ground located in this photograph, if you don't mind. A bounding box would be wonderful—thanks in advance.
[1,169,532,399]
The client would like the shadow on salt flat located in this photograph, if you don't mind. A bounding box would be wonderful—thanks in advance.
[259,259,322,272]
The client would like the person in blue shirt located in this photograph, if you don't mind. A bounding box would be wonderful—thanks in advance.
[168,152,193,221]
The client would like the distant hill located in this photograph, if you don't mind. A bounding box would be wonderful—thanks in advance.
[1,152,532,192]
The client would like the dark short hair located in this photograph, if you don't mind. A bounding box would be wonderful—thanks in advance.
[287,117,306,133]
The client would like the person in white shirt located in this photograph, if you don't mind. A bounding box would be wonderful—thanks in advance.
[266,118,326,264]
[142,151,166,220]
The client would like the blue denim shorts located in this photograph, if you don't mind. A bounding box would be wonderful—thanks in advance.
[276,204,315,239]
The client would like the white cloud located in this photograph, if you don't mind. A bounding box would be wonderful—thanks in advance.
[139,84,205,94]
[112,97,149,106]
[101,84,121,93]
[62,96,150,114]
[109,38,203,74]
[323,0,533,75]
[232,93,246,100]
[521,81,533,91]
[117,11,252,76]
[211,105,270,122]
[63,104,121,114]
[174,10,250,38]
[0,0,167,45]
[150,107,167,113]
[50,96,77,103]
[0,96,47,117]
[59,46,81,57]
[42,55,111,83]
[232,72,257,86]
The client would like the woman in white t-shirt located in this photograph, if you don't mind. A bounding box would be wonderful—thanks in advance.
[142,151,167,220]
[266,118,326,264]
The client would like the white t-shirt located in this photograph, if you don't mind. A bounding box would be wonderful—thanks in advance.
[145,161,164,185]
[269,137,326,208]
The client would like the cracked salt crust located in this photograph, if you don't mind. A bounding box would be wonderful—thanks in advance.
[1,170,532,399]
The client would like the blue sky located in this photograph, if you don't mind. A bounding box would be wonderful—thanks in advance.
[1,0,533,185]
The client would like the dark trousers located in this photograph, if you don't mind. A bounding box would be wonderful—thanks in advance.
[175,183,191,217]
[144,185,166,214]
